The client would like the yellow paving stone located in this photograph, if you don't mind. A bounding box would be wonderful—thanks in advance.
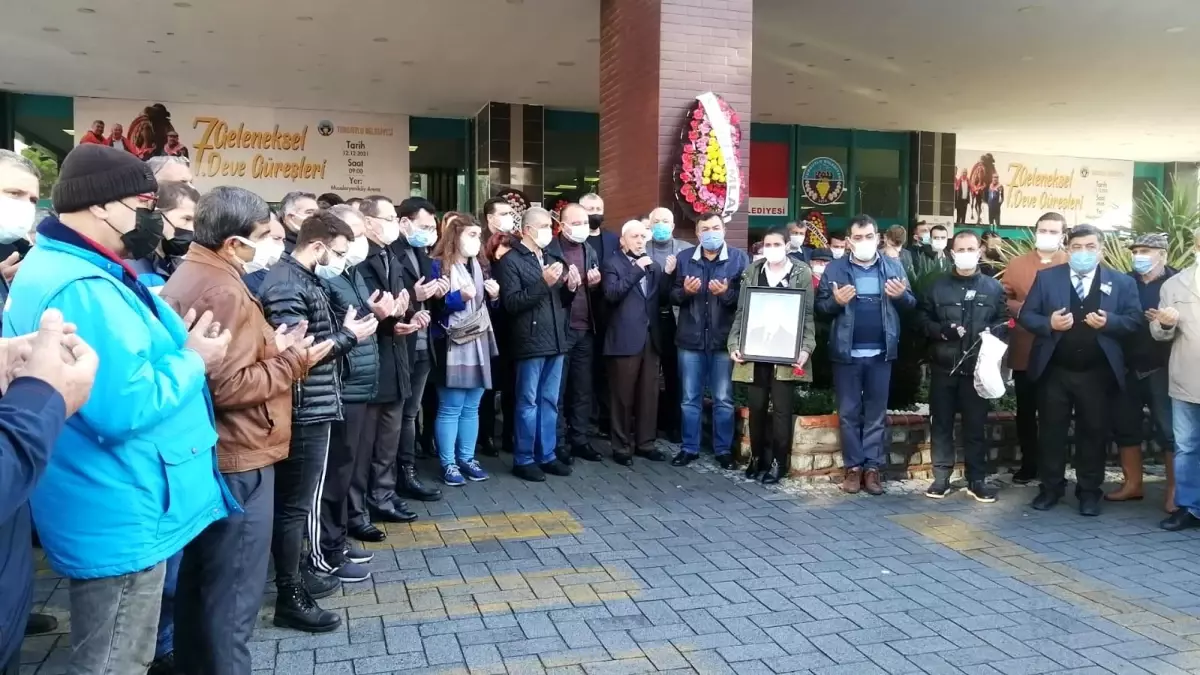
[597,591,631,602]
[410,522,440,535]
[439,580,500,598]
[443,598,481,618]
[472,589,538,604]
[482,513,512,527]
[493,573,530,592]
[562,584,601,604]
[475,602,510,616]
[528,577,566,599]
[347,603,441,620]
[439,530,470,546]
[436,516,486,531]
[406,578,467,591]
[553,572,614,586]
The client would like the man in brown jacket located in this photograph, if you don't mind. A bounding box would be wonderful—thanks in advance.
[160,186,331,675]
[1003,211,1068,483]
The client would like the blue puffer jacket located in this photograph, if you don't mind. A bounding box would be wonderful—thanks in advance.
[815,253,916,363]
[670,243,750,352]
[3,224,235,580]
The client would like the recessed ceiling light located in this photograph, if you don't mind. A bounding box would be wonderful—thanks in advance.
[166,32,174,36]
[505,0,523,4]
[760,113,773,118]
[923,59,932,64]
[400,60,415,66]
[427,107,439,112]
[536,80,551,85]
[173,2,191,7]
[296,16,313,21]
[180,59,188,64]
[909,83,917,87]
[42,27,60,32]
[788,42,805,48]
[586,37,599,43]
[228,83,240,88]
[1166,26,1187,33]
[151,50,162,54]
[1,82,15,86]
[137,69,151,74]
[843,58,852,62]
[373,36,388,42]
[786,80,795,85]
[557,61,575,67]
[519,96,532,101]
[70,50,87,56]
[187,93,198,97]
[370,77,382,83]
[1021,55,1034,61]
[206,30,214,34]
[77,7,95,13]
[1050,101,1066,106]
[1017,4,1039,11]
[877,101,888,105]
[796,102,808,106]
[886,56,895,60]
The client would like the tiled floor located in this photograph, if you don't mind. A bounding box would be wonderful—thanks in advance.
[20,445,1200,674]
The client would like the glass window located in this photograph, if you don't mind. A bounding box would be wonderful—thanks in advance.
[797,146,849,218]
[543,128,599,209]
[855,148,902,221]
[409,137,467,212]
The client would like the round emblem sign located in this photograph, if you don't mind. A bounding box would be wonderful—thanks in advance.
[802,157,845,206]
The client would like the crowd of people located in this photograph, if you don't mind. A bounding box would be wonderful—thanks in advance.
[1,141,1198,675]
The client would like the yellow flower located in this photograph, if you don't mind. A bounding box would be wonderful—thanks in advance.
[702,177,711,185]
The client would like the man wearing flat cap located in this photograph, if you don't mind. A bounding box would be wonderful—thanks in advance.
[1108,233,1178,507]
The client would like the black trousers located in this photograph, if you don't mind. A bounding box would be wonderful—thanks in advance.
[1037,365,1116,497]
[349,399,406,528]
[955,199,968,224]
[557,328,594,452]
[657,311,681,436]
[988,204,1001,226]
[271,422,330,588]
[480,354,516,453]
[592,328,611,430]
[746,364,795,469]
[175,467,274,675]
[400,354,431,467]
[1013,370,1039,473]
[608,337,660,458]
[929,369,990,482]
[314,403,369,570]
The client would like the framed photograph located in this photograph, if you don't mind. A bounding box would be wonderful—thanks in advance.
[738,286,807,365]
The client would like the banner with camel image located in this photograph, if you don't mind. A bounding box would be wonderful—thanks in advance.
[952,149,1134,231]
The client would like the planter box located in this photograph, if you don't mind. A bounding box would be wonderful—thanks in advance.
[735,408,1020,483]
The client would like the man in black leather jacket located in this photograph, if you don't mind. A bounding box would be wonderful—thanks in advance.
[311,205,396,584]
[260,210,378,632]
[918,230,1009,503]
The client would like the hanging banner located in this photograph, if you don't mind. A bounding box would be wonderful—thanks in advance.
[73,97,410,202]
[954,148,1133,229]
[748,140,789,216]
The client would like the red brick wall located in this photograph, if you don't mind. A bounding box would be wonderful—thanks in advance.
[599,0,753,248]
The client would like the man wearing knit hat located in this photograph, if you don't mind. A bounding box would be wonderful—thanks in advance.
[2,144,235,673]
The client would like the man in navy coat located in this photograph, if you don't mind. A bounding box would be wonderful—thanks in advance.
[602,220,667,466]
[1019,224,1141,516]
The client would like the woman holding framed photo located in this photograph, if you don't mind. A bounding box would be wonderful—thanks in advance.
[728,227,817,483]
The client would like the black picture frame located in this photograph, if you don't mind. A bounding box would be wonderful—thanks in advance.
[737,286,808,365]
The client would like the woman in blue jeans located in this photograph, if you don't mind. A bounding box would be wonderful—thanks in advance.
[429,212,499,486]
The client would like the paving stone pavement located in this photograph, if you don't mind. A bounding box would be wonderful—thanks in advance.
[20,441,1200,675]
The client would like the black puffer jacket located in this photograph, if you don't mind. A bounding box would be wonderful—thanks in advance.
[322,266,380,404]
[496,241,576,360]
[261,254,358,424]
[918,269,1010,373]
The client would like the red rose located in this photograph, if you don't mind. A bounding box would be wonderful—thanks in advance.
[1006,318,1016,329]
[692,109,703,120]
[688,131,700,142]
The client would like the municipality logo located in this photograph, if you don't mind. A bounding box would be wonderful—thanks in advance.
[317,120,333,137]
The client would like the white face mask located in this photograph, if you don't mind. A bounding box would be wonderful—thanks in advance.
[930,238,948,252]
[1035,232,1061,253]
[0,197,35,245]
[812,263,827,277]
[830,247,845,259]
[763,247,787,264]
[243,238,284,274]
[533,228,553,249]
[380,220,401,245]
[496,214,515,233]
[460,235,481,258]
[566,225,590,244]
[789,234,804,250]
[346,237,369,267]
[852,239,877,262]
[953,251,980,271]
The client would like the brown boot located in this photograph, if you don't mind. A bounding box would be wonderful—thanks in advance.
[1165,450,1178,513]
[842,467,863,494]
[863,468,884,496]
[1105,446,1144,501]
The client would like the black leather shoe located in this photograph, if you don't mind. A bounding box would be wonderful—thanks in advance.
[555,448,575,466]
[1012,467,1037,484]
[371,506,417,524]
[147,652,175,675]
[635,448,667,462]
[25,612,57,635]
[670,451,696,467]
[540,460,573,476]
[350,523,388,542]
[1030,487,1062,511]
[716,455,734,470]
[400,464,443,502]
[1160,510,1200,531]
[513,463,546,482]
[1078,493,1101,517]
[274,584,342,633]
[744,457,762,480]
[613,454,633,467]
[574,444,603,462]
[478,438,499,458]
[302,567,341,600]
[761,462,785,485]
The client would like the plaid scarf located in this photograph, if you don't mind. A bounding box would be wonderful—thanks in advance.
[444,259,497,389]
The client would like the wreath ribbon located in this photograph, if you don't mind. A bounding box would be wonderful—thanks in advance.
[696,92,741,222]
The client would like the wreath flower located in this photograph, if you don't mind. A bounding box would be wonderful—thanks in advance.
[673,93,744,221]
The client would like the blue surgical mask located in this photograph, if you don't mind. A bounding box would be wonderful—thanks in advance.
[651,222,672,242]
[920,233,931,245]
[406,229,432,248]
[1132,254,1155,275]
[1069,250,1099,274]
[699,230,725,251]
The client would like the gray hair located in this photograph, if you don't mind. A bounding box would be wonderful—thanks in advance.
[328,203,365,230]
[621,219,647,237]
[146,155,189,175]
[279,190,317,218]
[522,207,551,229]
[0,149,41,180]
[579,193,603,208]
[193,186,271,250]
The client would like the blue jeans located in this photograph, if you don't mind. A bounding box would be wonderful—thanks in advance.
[435,386,485,467]
[832,355,893,469]
[156,550,183,658]
[678,349,735,457]
[1173,398,1200,517]
[514,356,565,466]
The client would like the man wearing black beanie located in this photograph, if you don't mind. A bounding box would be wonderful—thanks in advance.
[1,144,235,674]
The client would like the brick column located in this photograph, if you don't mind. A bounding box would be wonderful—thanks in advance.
[598,0,753,248]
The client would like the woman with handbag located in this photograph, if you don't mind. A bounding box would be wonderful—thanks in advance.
[429,213,500,486]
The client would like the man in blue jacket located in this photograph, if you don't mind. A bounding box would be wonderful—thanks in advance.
[669,213,749,469]
[0,310,98,675]
[3,144,235,673]
[816,215,916,496]
[1019,223,1141,516]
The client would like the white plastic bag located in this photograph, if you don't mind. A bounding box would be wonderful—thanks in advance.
[974,330,1008,400]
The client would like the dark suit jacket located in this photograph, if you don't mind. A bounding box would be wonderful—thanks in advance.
[389,237,436,365]
[745,325,799,360]
[601,251,664,356]
[1018,263,1142,384]
[358,242,412,404]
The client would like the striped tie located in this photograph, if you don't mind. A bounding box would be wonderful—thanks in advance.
[1074,275,1086,300]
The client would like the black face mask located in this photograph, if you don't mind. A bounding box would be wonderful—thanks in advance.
[588,214,604,231]
[161,224,193,257]
[114,203,165,260]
